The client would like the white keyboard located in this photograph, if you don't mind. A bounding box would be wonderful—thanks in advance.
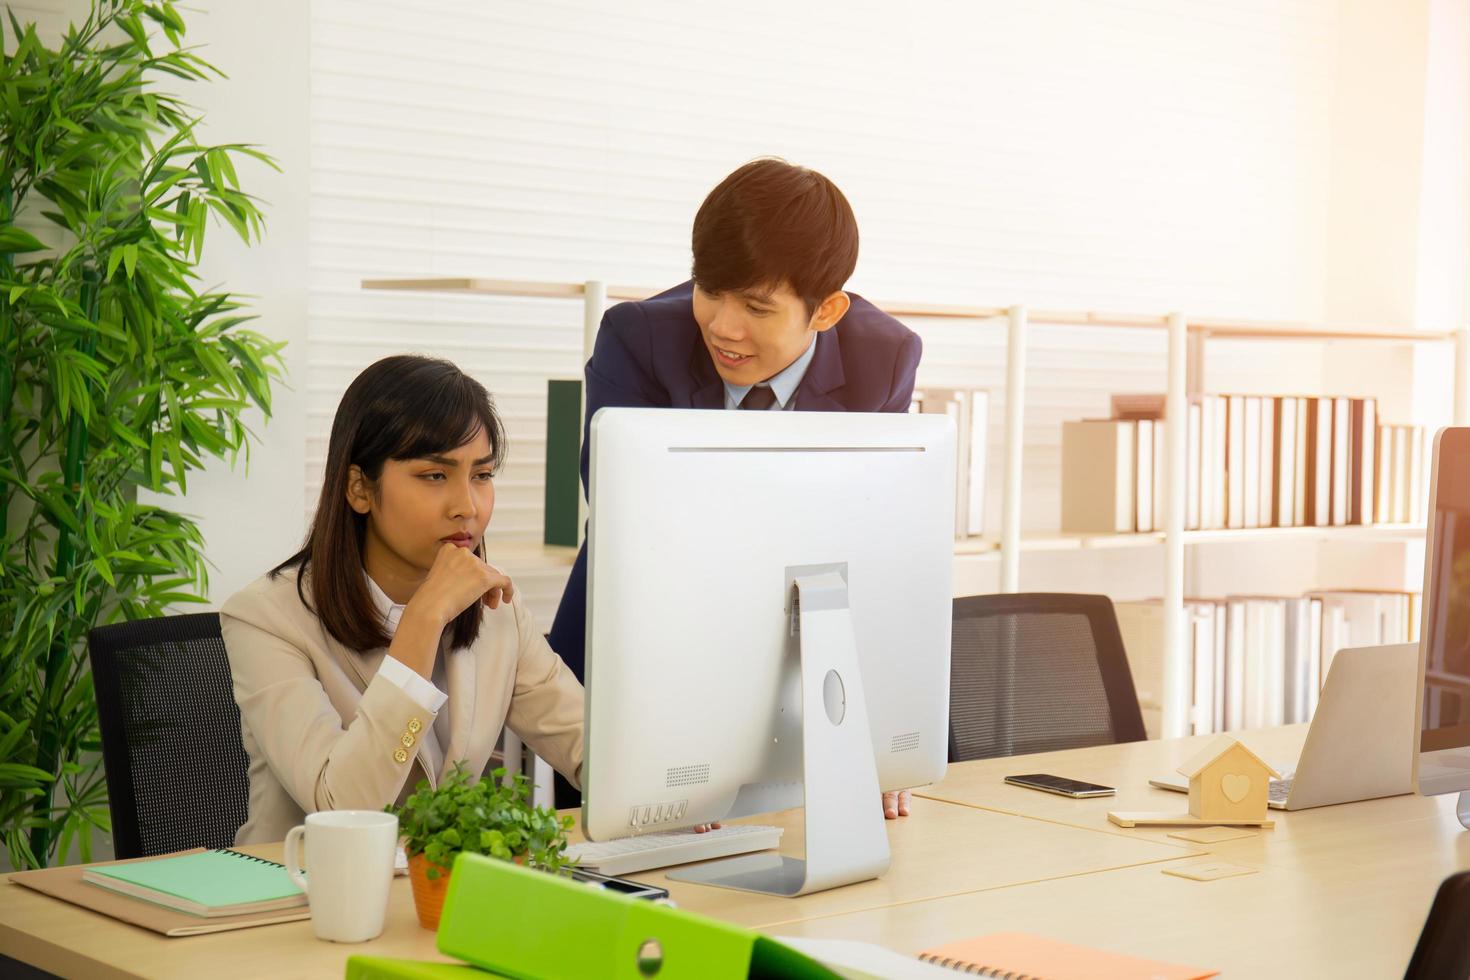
[565,824,783,876]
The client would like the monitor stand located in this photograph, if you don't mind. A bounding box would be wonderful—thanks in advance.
[668,568,891,896]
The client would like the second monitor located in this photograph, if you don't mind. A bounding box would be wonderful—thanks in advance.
[581,409,955,895]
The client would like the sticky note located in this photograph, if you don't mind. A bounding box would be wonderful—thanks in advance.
[1163,861,1259,882]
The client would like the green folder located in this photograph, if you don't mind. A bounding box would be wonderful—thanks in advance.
[432,852,840,980]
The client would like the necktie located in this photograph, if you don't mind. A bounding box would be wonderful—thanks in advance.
[740,385,777,410]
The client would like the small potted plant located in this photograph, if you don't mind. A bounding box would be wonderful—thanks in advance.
[391,762,574,929]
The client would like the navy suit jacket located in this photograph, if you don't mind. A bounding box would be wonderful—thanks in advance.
[546,281,922,681]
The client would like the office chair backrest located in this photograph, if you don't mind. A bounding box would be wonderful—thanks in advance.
[89,613,250,858]
[1405,871,1470,979]
[949,593,1148,762]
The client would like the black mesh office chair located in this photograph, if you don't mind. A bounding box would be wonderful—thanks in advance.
[1405,871,1470,979]
[89,613,250,858]
[949,593,1148,762]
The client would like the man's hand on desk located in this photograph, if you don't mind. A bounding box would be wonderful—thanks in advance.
[693,822,723,832]
[883,789,911,819]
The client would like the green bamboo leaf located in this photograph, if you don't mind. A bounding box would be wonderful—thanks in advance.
[0,227,45,253]
[89,557,114,587]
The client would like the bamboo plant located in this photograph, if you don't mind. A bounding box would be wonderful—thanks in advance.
[0,0,284,868]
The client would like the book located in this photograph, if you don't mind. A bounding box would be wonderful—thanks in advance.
[1292,397,1309,527]
[1258,396,1275,528]
[1189,601,1219,735]
[1152,418,1165,531]
[1060,420,1135,534]
[1331,397,1350,525]
[1110,393,1168,420]
[1276,397,1297,527]
[915,387,990,538]
[918,932,1216,979]
[1306,397,1332,527]
[10,848,310,937]
[1242,397,1261,528]
[1375,424,1393,525]
[1136,420,1155,533]
[1282,596,1319,724]
[82,848,305,918]
[1227,396,1245,529]
[1350,398,1377,525]
[1225,600,1247,731]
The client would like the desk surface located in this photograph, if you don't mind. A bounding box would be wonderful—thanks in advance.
[1,726,1460,979]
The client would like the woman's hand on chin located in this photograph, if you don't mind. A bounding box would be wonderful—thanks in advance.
[408,541,517,626]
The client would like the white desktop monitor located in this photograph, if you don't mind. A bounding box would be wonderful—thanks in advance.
[1416,426,1470,823]
[581,408,955,895]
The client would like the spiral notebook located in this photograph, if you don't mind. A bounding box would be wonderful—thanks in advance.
[10,848,311,937]
[82,848,305,917]
[917,933,1216,980]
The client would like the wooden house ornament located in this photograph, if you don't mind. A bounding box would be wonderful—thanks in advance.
[1177,735,1281,823]
[1107,735,1279,829]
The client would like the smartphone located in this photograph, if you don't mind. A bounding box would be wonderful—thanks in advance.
[1004,773,1116,798]
[568,867,670,901]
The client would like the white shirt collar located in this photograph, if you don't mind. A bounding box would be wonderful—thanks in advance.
[364,573,406,637]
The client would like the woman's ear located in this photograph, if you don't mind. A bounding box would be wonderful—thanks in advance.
[345,464,372,515]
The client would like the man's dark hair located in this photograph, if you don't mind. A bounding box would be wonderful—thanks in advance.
[691,158,859,315]
[272,354,508,652]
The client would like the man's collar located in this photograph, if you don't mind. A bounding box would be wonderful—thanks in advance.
[722,333,819,408]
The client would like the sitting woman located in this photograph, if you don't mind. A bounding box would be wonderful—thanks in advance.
[222,354,583,844]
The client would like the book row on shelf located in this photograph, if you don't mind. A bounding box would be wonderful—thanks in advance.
[1116,590,1420,739]
[1062,393,1428,535]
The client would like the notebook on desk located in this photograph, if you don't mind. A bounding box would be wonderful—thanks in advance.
[9,848,310,937]
[82,848,305,917]
[917,932,1217,980]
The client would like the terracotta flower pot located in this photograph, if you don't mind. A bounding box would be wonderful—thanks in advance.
[407,850,529,930]
[407,852,453,930]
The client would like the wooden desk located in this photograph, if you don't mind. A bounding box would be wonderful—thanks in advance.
[774,725,1460,978]
[0,796,1191,978]
[2,726,1456,978]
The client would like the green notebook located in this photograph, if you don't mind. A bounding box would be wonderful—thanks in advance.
[81,849,306,918]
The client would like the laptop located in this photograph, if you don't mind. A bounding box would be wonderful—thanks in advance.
[1149,642,1417,810]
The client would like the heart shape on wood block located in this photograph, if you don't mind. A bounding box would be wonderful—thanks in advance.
[1221,773,1252,804]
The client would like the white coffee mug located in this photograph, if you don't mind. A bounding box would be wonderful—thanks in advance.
[283,810,398,943]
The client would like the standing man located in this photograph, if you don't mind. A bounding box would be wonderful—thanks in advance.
[549,158,923,817]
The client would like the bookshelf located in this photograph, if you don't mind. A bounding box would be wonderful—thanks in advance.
[363,276,1470,739]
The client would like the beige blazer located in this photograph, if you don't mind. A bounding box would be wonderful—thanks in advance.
[220,567,584,844]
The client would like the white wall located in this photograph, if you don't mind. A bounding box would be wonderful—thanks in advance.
[1416,0,1470,329]
[306,0,1377,621]
[114,0,1466,613]
[138,1,313,605]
